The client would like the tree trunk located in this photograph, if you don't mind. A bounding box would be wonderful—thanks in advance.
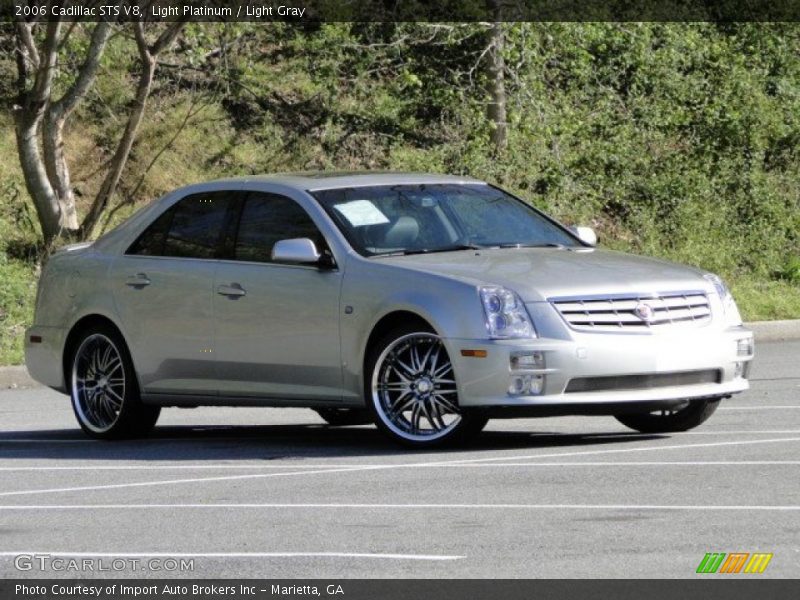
[13,19,65,245]
[43,111,79,232]
[14,113,63,243]
[81,54,156,237]
[486,21,507,154]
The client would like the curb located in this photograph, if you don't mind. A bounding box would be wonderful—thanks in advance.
[1,321,798,390]
[745,319,800,343]
[0,366,38,390]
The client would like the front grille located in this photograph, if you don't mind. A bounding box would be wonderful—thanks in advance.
[565,370,721,393]
[550,291,711,332]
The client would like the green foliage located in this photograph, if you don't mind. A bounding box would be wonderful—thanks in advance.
[1,22,799,364]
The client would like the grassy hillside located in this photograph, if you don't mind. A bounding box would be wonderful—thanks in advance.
[0,22,798,366]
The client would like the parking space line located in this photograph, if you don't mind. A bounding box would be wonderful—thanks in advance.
[0,503,797,512]
[0,460,799,472]
[0,466,381,498]
[1,437,798,498]
[0,551,463,561]
[720,406,800,410]
[422,436,800,466]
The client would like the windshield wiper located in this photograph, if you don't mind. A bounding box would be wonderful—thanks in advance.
[372,243,485,258]
[402,243,486,255]
[498,242,567,249]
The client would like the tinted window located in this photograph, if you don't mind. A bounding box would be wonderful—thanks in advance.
[162,193,229,259]
[127,193,231,258]
[127,210,172,256]
[234,193,324,263]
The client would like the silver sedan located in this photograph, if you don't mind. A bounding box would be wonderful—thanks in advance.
[25,172,754,447]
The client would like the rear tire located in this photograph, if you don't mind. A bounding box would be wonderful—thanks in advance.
[68,324,160,439]
[615,398,721,433]
[315,408,372,426]
[365,324,488,448]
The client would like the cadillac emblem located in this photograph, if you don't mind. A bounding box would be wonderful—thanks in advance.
[634,302,655,322]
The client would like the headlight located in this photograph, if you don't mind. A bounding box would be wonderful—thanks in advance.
[703,273,742,326]
[479,286,536,339]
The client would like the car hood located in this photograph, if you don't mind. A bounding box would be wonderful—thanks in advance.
[377,248,711,302]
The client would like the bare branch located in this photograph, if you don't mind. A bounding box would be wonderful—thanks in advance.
[14,21,40,71]
[51,21,113,119]
[151,20,189,56]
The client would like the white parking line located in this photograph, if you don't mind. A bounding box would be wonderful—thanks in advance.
[2,436,799,497]
[720,406,800,410]
[0,460,799,472]
[424,436,800,466]
[0,466,376,498]
[0,551,463,561]
[0,503,797,512]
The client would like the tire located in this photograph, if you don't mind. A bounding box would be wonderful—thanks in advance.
[68,324,160,439]
[315,408,372,426]
[614,398,721,434]
[365,324,488,448]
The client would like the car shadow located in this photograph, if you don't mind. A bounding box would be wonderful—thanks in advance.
[0,423,666,462]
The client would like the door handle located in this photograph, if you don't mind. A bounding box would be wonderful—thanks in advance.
[217,283,246,297]
[125,273,151,287]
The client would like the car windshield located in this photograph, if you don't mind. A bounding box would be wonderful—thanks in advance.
[312,184,581,256]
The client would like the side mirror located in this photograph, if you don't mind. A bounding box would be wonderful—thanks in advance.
[271,238,322,265]
[570,226,598,247]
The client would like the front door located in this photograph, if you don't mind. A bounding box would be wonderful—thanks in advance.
[213,191,344,401]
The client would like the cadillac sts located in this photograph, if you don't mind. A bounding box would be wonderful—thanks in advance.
[25,173,754,446]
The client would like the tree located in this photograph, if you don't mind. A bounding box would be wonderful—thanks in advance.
[12,8,186,246]
[486,21,507,153]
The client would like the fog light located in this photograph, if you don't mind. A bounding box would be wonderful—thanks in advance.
[508,374,546,396]
[734,362,744,378]
[737,338,754,357]
[510,351,545,370]
[508,376,528,395]
[528,374,545,395]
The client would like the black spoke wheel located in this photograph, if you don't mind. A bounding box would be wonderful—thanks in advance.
[69,324,160,439]
[615,398,721,433]
[366,325,487,447]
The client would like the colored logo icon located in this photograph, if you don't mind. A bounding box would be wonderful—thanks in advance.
[696,552,773,574]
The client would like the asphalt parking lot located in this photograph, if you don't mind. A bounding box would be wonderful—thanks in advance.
[0,340,798,579]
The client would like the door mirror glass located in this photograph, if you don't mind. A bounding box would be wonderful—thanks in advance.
[271,238,322,264]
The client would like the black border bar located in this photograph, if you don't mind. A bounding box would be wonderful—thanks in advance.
[5,0,800,22]
[2,580,800,600]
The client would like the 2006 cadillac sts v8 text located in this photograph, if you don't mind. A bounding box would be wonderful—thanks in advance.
[25,172,754,446]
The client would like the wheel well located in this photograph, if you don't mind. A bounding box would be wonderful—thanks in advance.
[62,315,124,386]
[364,311,434,369]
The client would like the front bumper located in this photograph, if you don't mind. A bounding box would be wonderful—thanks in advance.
[445,325,753,407]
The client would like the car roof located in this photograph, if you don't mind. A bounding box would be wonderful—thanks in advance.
[202,171,486,192]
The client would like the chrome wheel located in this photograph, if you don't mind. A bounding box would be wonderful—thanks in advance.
[371,332,461,442]
[71,333,126,433]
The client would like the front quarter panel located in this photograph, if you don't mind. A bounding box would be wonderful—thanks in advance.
[340,257,488,400]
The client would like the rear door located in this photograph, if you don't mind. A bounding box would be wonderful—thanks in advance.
[213,191,344,401]
[112,191,237,396]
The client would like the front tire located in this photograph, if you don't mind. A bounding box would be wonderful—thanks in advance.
[615,398,721,434]
[69,324,160,439]
[365,325,487,447]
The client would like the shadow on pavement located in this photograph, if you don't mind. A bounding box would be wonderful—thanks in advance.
[0,423,665,462]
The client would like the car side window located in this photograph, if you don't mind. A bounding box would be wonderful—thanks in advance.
[234,193,326,263]
[126,209,172,256]
[127,192,230,258]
